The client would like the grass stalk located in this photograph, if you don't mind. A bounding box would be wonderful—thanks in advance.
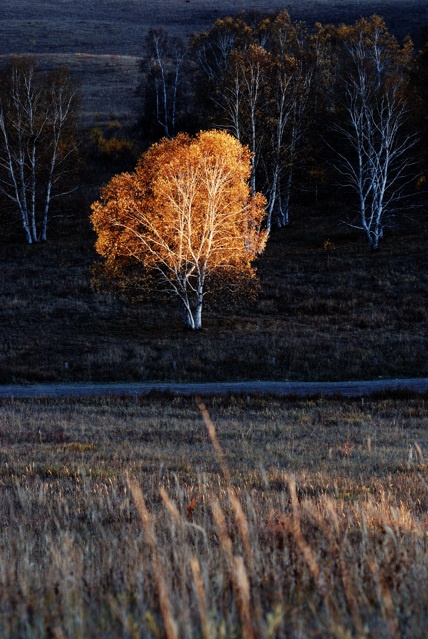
[211,497,256,639]
[190,556,214,639]
[196,396,231,485]
[370,560,401,639]
[127,478,178,639]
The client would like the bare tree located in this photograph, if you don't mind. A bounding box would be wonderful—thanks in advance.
[335,82,417,248]
[143,29,187,139]
[329,19,418,248]
[0,58,79,243]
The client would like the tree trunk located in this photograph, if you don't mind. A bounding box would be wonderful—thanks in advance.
[194,296,203,330]
[183,306,202,330]
[183,288,203,330]
[22,214,34,244]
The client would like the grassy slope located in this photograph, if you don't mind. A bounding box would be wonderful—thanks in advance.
[1,0,427,386]
[0,200,426,384]
[1,0,425,54]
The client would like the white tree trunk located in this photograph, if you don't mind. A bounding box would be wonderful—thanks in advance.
[333,56,416,248]
[183,292,203,330]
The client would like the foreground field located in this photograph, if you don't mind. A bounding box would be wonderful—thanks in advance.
[0,393,427,637]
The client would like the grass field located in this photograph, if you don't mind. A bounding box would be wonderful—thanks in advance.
[0,392,427,638]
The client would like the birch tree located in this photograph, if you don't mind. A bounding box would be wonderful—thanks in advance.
[261,13,315,228]
[143,29,188,139]
[411,39,428,169]
[191,16,252,118]
[192,12,315,228]
[226,45,271,193]
[0,58,79,243]
[90,130,267,329]
[327,18,417,248]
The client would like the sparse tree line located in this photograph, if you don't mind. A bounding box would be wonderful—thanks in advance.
[1,12,427,328]
[142,13,427,246]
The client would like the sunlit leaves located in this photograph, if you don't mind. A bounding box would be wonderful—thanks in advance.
[91,130,267,328]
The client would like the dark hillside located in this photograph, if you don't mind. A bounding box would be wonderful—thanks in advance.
[0,52,142,129]
[0,1,427,126]
[0,1,426,384]
[0,0,426,55]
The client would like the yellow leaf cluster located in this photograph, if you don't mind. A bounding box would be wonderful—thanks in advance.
[90,130,267,287]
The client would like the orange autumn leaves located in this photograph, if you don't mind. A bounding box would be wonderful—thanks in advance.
[90,130,267,328]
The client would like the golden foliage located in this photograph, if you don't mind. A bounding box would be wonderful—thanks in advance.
[91,130,267,322]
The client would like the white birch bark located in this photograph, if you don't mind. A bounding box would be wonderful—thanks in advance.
[0,60,78,243]
[145,29,186,139]
[333,41,417,248]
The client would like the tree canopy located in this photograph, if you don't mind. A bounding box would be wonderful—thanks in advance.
[191,12,316,229]
[90,129,267,329]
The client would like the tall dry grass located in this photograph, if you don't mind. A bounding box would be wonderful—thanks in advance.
[0,394,427,637]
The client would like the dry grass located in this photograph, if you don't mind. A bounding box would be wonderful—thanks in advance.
[0,393,427,637]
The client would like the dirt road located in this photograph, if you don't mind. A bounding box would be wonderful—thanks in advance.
[0,378,427,399]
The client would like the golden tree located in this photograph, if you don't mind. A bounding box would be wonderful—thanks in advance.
[91,130,267,329]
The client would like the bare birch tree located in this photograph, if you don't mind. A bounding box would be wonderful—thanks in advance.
[0,58,79,243]
[328,18,418,248]
[143,29,188,139]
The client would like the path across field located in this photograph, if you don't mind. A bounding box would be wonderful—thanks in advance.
[1,378,427,399]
